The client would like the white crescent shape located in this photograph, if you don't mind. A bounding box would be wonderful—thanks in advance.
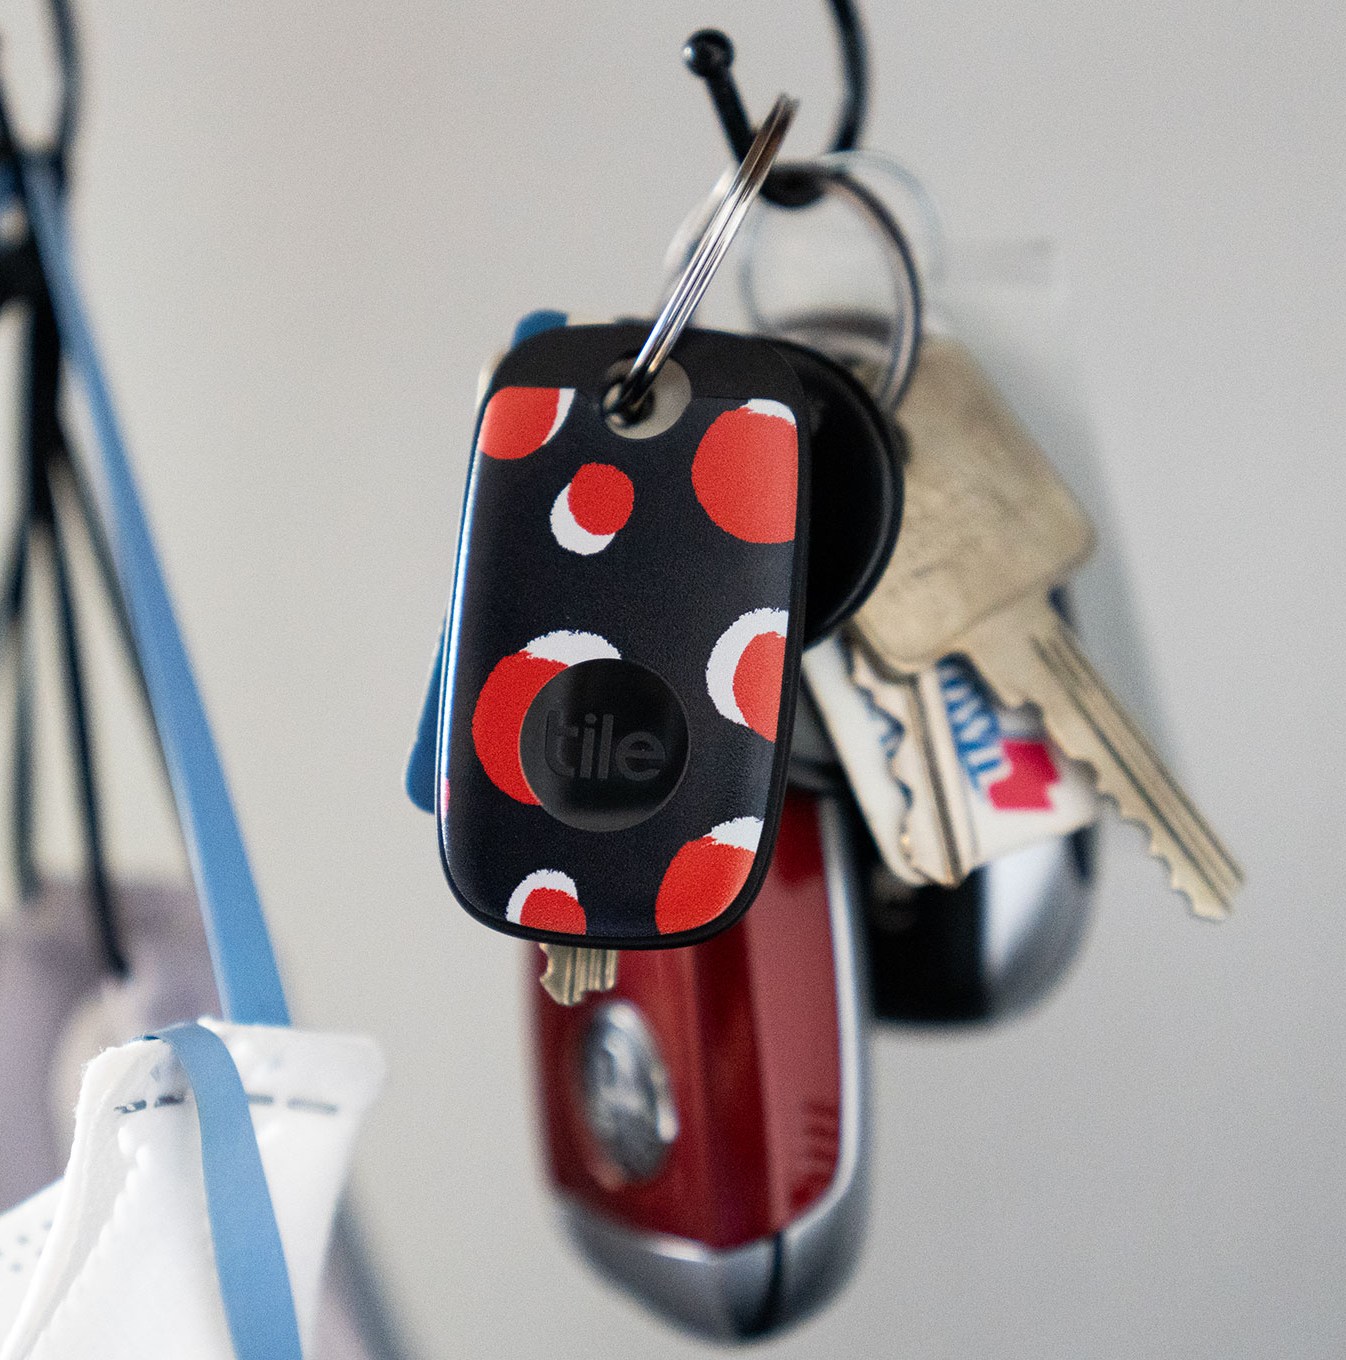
[706,607,789,726]
[707,817,763,852]
[551,482,615,555]
[743,397,796,427]
[507,869,579,923]
[545,389,576,444]
[525,630,620,666]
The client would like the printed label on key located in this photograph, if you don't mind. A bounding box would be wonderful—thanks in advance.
[935,656,1096,864]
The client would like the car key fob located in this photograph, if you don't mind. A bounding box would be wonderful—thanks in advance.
[530,790,868,1340]
[438,322,811,948]
[863,822,1097,1024]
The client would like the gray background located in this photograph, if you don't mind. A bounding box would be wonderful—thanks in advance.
[2,1,1342,1356]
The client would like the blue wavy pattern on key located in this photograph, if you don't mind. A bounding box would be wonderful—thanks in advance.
[937,657,1004,792]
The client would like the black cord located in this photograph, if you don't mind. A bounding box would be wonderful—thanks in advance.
[47,0,80,170]
[827,0,868,155]
[23,290,127,974]
[9,533,36,902]
[46,444,126,976]
[683,0,871,208]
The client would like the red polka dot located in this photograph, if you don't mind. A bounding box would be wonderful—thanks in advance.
[692,406,797,543]
[519,886,586,933]
[478,387,567,460]
[471,651,566,802]
[655,838,755,934]
[568,463,634,536]
[733,631,786,741]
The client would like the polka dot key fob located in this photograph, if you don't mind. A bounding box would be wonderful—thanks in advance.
[438,322,811,949]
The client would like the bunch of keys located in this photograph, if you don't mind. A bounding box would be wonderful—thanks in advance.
[404,22,1242,1342]
[803,331,1241,919]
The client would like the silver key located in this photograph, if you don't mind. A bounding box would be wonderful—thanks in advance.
[847,646,976,886]
[539,945,618,1006]
[855,335,1241,918]
[802,635,929,885]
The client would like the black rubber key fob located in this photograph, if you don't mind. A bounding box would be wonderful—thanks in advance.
[438,323,811,948]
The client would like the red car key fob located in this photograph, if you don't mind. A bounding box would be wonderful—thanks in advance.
[529,790,868,1340]
[438,322,811,948]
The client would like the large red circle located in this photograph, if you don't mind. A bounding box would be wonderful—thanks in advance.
[478,387,565,461]
[692,406,797,543]
[655,838,755,935]
[471,651,566,803]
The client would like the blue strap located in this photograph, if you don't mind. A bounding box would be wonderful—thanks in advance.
[21,160,289,1028]
[403,616,443,814]
[403,307,569,814]
[154,1023,303,1360]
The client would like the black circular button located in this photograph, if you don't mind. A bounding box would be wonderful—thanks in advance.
[519,658,690,832]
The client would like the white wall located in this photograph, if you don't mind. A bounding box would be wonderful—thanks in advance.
[2,1,1342,1356]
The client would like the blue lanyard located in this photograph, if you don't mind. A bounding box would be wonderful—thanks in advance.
[21,160,289,1029]
[18,162,303,1360]
[155,1022,304,1360]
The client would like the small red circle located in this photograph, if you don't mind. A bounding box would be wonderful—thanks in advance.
[568,463,634,537]
[519,886,586,934]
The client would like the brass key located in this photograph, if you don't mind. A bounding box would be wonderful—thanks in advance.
[854,335,1241,918]
[539,944,618,1006]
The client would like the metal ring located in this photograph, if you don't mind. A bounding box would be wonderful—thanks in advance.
[738,162,923,410]
[607,94,797,422]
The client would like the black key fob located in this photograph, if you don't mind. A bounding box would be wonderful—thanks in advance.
[770,339,904,645]
[438,323,811,948]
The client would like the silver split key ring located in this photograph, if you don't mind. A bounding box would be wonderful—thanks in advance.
[606,93,797,424]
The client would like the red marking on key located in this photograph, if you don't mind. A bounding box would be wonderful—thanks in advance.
[519,886,586,934]
[478,387,570,460]
[987,740,1059,811]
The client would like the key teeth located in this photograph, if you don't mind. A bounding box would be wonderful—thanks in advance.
[1018,617,1243,919]
[1091,780,1241,919]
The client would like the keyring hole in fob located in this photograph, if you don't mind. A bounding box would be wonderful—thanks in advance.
[603,358,692,439]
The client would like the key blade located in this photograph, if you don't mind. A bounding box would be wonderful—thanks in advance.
[539,944,619,1005]
[849,648,974,887]
[967,602,1242,918]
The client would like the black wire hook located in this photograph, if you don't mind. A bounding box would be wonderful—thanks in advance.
[684,0,869,209]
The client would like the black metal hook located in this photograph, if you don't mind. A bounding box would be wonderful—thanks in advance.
[683,0,869,209]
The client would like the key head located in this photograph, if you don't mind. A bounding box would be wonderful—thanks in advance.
[439,323,811,948]
[854,336,1095,672]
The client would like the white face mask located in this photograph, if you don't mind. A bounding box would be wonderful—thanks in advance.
[0,1017,384,1360]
